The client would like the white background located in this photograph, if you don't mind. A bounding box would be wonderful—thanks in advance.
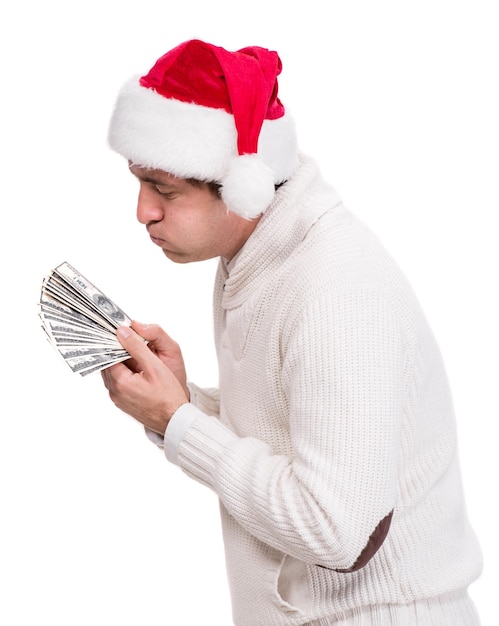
[1,1,497,624]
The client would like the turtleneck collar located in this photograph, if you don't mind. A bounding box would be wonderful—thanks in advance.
[220,154,342,309]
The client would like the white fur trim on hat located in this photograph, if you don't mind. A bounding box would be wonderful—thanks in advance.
[108,77,298,216]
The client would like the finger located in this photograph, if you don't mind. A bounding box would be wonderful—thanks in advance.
[116,326,160,372]
[131,321,178,353]
[101,361,128,386]
[101,369,110,389]
[124,356,141,373]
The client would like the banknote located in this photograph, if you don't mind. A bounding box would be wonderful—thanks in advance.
[39,262,133,376]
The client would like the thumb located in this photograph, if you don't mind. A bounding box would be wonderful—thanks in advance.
[116,326,155,370]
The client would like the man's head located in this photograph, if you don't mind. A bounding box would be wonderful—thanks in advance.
[108,39,298,219]
[129,163,261,264]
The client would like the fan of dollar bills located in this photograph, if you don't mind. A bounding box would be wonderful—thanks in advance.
[39,261,133,376]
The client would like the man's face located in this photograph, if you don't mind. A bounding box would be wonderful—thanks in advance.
[129,164,260,263]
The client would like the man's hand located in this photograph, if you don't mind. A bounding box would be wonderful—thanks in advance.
[101,323,189,436]
[128,321,190,399]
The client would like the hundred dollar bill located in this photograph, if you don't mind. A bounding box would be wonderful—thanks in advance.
[39,262,134,376]
[51,261,132,328]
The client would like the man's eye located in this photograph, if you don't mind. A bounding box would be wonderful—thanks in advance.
[156,187,177,199]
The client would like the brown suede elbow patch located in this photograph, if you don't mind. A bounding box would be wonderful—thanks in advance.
[318,509,394,573]
[336,509,394,573]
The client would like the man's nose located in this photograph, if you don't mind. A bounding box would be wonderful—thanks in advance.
[136,184,164,224]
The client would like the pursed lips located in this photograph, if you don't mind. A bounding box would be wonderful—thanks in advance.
[146,227,165,246]
[149,234,164,246]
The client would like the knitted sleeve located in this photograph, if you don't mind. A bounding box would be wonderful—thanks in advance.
[173,287,405,571]
[187,382,220,417]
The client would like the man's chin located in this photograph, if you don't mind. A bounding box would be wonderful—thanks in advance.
[161,248,192,264]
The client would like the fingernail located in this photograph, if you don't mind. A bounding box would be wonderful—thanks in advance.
[117,326,132,339]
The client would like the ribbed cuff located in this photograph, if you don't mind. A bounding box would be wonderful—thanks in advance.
[176,412,240,489]
[163,403,201,465]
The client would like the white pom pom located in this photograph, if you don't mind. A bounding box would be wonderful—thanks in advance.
[221,154,276,219]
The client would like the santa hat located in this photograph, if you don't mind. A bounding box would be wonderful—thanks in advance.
[108,39,298,218]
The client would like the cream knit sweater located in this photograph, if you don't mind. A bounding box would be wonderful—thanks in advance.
[158,155,482,625]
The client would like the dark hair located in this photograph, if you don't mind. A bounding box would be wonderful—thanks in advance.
[186,178,286,199]
[186,178,222,198]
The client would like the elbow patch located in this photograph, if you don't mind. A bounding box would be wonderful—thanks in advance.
[336,509,394,573]
[318,509,394,573]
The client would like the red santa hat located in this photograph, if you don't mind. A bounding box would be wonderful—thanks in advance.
[108,39,298,218]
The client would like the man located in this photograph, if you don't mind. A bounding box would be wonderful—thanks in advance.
[102,39,482,625]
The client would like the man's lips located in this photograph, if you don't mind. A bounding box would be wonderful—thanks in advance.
[148,233,180,256]
[148,233,164,246]
[147,229,181,256]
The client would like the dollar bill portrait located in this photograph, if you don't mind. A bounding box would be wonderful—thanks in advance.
[92,294,126,323]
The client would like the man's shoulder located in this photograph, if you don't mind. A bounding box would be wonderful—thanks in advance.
[277,205,409,301]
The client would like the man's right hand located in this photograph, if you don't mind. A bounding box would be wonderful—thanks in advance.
[127,321,190,401]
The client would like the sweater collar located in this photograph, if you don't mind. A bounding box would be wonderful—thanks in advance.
[220,154,342,309]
